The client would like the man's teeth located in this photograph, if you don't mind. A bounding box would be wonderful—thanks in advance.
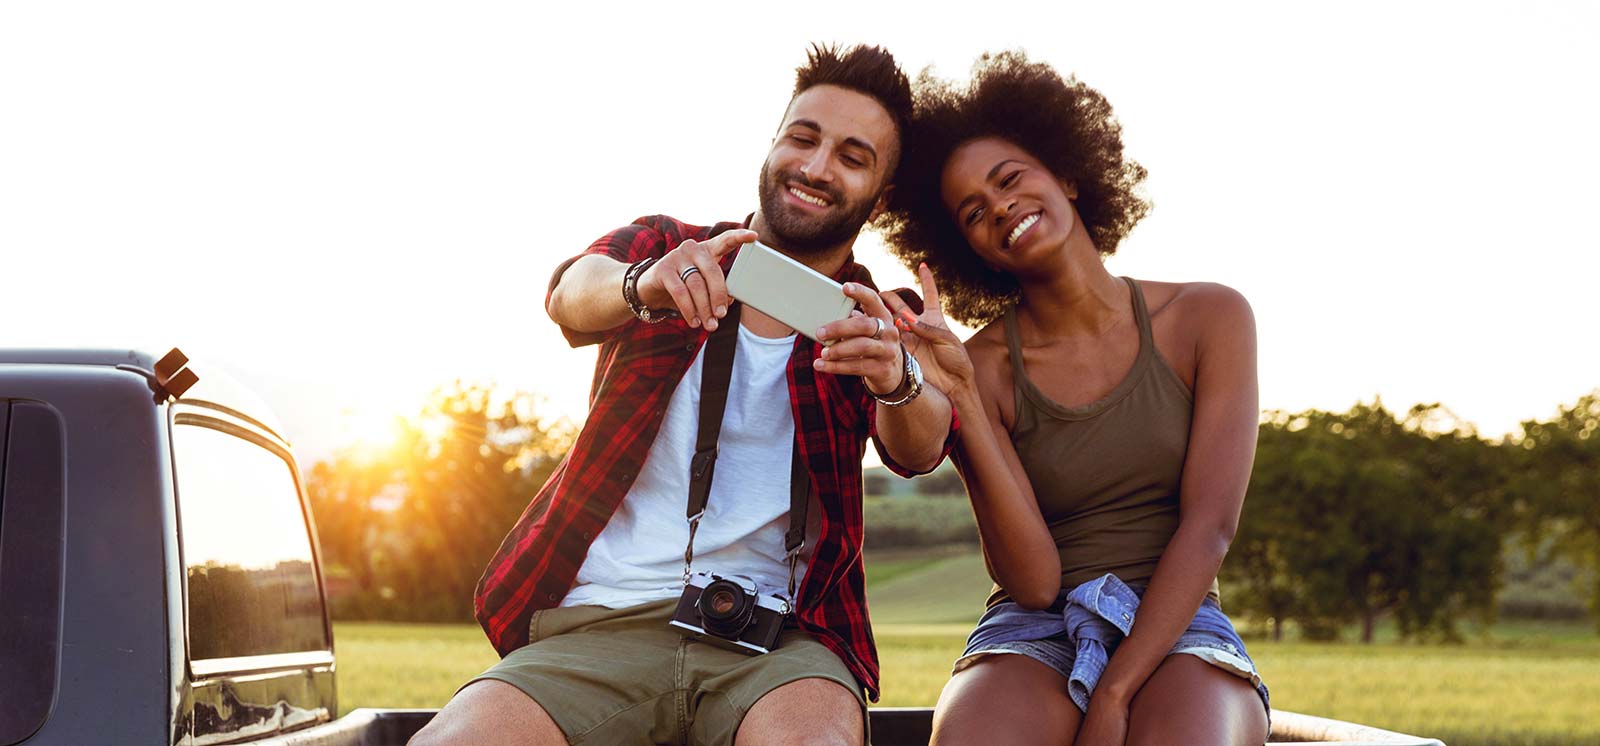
[1007,214,1040,247]
[790,188,829,207]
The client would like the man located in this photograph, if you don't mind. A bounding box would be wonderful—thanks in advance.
[409,44,955,746]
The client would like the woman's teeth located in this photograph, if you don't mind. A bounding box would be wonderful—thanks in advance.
[1007,213,1039,248]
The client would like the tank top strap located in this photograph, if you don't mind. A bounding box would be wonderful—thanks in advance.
[1002,304,1028,388]
[1125,276,1156,360]
[1001,304,1036,432]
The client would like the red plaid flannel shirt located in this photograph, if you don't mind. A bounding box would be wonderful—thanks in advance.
[473,214,955,700]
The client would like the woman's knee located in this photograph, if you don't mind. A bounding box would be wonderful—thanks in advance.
[932,655,1080,746]
[1126,656,1267,746]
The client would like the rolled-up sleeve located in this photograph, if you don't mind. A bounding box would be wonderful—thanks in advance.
[545,217,674,348]
[867,397,960,478]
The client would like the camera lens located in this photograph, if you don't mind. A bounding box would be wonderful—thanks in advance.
[697,578,755,638]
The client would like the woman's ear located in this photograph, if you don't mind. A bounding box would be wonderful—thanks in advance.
[1060,178,1079,200]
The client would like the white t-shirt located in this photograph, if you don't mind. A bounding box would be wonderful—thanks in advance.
[561,323,809,609]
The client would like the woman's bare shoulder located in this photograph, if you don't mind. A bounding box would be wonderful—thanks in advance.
[964,318,1011,370]
[1138,279,1254,330]
[962,319,1015,422]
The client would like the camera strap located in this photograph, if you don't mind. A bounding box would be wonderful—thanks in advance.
[682,301,809,608]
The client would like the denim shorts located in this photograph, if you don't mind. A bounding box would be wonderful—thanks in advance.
[955,575,1270,720]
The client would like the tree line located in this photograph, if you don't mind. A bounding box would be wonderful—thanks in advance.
[1231,394,1600,640]
[305,386,1600,638]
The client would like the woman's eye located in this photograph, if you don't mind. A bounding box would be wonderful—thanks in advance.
[965,207,984,226]
[1001,170,1021,188]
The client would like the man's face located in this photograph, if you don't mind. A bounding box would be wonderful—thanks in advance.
[757,84,899,257]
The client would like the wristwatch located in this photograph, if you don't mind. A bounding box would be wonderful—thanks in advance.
[873,343,924,407]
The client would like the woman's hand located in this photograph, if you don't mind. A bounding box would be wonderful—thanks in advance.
[1076,696,1130,746]
[881,263,975,399]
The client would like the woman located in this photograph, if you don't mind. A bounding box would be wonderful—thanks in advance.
[878,52,1271,746]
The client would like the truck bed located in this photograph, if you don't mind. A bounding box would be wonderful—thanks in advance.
[250,708,1444,746]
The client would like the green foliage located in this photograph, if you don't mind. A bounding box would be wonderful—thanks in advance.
[911,465,965,497]
[1228,400,1512,642]
[305,382,573,622]
[1514,389,1600,630]
[862,495,978,550]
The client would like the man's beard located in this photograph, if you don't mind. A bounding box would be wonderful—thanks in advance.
[757,166,880,258]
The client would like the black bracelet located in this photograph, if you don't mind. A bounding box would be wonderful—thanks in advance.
[623,257,677,323]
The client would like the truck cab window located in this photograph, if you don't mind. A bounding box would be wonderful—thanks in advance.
[172,423,329,662]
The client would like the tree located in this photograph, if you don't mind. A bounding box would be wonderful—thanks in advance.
[1226,401,1511,642]
[1515,390,1600,631]
[305,382,573,622]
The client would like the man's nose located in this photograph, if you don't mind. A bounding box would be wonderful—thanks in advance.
[800,148,834,183]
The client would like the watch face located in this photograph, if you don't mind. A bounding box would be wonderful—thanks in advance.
[903,345,922,384]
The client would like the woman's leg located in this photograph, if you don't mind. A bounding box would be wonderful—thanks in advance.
[931,654,1082,746]
[1124,655,1268,746]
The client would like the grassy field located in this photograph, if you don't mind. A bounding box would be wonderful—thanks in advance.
[334,550,1600,746]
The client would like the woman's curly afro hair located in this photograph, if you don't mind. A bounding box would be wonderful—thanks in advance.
[879,51,1151,327]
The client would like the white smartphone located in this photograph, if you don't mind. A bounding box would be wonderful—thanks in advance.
[725,241,857,343]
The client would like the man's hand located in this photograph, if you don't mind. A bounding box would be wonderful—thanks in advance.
[814,282,903,395]
[637,229,758,331]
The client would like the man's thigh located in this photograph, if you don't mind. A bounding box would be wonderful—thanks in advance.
[464,601,688,745]
[408,679,566,746]
[690,629,866,746]
[733,678,864,746]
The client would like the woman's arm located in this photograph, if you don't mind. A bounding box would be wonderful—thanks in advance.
[1084,282,1260,713]
[947,361,1063,610]
[887,264,1060,610]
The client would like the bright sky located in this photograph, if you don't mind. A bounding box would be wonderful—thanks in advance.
[3,1,1596,464]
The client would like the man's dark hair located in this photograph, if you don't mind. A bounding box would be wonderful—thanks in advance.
[792,43,913,178]
[880,50,1152,327]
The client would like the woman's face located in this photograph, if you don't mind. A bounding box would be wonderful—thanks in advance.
[939,137,1078,271]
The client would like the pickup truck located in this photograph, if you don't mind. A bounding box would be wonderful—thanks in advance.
[0,348,1443,746]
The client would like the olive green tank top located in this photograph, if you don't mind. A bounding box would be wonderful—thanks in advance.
[989,277,1220,607]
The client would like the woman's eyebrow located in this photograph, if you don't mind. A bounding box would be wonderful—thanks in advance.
[955,159,1028,214]
[986,159,1026,181]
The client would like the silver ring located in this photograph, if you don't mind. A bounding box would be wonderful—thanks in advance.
[679,266,701,283]
[870,317,885,341]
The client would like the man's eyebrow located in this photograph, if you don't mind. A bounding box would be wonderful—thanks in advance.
[956,159,1028,214]
[783,119,879,164]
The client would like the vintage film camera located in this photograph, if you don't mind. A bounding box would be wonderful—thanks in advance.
[669,572,789,655]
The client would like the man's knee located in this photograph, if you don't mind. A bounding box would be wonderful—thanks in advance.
[735,677,863,746]
[408,679,569,746]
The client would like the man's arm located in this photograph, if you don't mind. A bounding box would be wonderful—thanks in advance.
[815,282,953,474]
[546,230,758,333]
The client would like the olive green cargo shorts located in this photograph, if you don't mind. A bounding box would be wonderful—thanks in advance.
[468,599,867,745]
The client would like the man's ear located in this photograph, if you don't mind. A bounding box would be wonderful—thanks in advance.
[868,184,895,223]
